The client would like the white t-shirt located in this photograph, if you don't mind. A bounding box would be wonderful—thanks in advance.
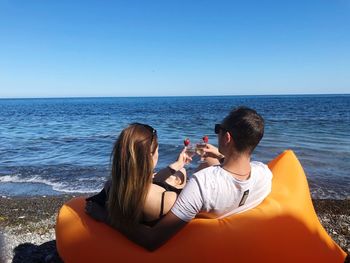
[171,161,273,222]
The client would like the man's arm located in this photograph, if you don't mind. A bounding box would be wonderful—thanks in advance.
[119,178,204,250]
[85,173,202,251]
[120,211,187,251]
[85,201,187,251]
[116,177,203,250]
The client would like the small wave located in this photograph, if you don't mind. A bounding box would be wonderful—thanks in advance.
[0,175,35,183]
[0,174,101,195]
[309,182,350,200]
[78,177,106,182]
[55,187,98,194]
[0,174,65,190]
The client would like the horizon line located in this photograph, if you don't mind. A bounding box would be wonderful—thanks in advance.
[0,92,349,100]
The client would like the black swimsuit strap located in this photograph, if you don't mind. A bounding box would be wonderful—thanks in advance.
[152,181,182,195]
[159,191,167,218]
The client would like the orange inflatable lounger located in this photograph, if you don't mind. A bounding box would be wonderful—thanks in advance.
[56,150,347,263]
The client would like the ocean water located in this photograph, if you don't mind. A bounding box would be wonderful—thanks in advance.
[0,95,349,199]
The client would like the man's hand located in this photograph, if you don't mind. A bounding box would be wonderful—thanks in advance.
[85,201,108,223]
[203,144,224,160]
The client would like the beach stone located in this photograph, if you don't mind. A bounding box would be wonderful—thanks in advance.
[0,195,349,262]
[0,232,6,263]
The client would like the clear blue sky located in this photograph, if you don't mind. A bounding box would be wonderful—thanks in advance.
[0,0,349,98]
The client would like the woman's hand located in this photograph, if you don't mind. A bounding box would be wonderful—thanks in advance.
[169,147,192,172]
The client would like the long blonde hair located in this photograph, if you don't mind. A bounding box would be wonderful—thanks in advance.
[108,123,158,228]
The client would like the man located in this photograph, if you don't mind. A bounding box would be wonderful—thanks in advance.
[86,106,272,251]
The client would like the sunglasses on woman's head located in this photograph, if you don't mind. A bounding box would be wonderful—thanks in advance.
[134,123,157,144]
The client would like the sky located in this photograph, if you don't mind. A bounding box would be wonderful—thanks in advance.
[0,0,349,98]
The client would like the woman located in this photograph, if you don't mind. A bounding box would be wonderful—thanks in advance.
[86,123,190,227]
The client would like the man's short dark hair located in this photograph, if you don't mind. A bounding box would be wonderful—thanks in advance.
[222,106,264,154]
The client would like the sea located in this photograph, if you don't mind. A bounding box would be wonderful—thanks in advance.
[0,95,349,199]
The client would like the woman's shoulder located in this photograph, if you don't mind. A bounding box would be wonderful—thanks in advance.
[149,183,166,193]
[143,184,177,222]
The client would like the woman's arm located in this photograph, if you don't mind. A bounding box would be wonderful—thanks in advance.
[153,147,191,183]
[153,166,178,183]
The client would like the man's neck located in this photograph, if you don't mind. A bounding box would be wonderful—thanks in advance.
[222,153,251,181]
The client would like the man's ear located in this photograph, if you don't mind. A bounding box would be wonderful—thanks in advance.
[224,131,233,145]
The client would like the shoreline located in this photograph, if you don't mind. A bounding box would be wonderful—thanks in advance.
[0,195,349,262]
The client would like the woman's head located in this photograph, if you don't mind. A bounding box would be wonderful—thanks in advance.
[114,123,158,167]
[108,123,158,228]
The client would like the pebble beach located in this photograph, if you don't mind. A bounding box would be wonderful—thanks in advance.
[0,195,349,262]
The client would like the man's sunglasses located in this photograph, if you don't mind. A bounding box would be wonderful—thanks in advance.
[215,124,233,138]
